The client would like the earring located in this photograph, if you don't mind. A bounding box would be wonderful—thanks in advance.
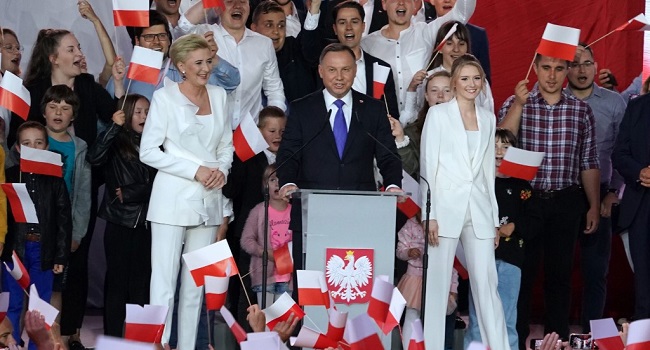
[182,71,186,80]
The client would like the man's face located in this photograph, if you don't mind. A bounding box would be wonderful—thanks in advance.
[567,48,597,91]
[135,25,170,57]
[383,0,415,27]
[333,7,365,50]
[155,0,181,15]
[431,0,456,16]
[533,55,568,96]
[318,50,356,99]
[251,11,287,51]
[222,0,250,32]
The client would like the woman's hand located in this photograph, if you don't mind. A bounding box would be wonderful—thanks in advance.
[112,110,126,126]
[408,70,427,92]
[53,265,64,274]
[195,167,225,189]
[388,116,405,142]
[426,220,439,246]
[77,0,99,22]
[112,57,126,82]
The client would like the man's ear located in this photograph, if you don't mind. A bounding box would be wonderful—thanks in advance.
[251,22,258,32]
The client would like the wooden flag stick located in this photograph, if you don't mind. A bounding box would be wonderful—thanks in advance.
[120,79,133,110]
[206,307,212,347]
[525,54,536,81]
[424,51,440,72]
[383,95,390,115]
[204,8,209,25]
[586,28,618,48]
[237,273,252,306]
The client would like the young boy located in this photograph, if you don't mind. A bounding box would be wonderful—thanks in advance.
[2,121,72,350]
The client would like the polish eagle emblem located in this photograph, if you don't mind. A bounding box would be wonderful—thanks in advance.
[325,249,373,304]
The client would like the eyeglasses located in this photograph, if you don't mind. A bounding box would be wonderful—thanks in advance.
[2,44,23,53]
[140,33,169,42]
[569,61,594,70]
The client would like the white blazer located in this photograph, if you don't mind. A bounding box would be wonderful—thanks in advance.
[140,81,234,226]
[419,98,499,239]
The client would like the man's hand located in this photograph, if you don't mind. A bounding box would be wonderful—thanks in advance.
[584,206,599,234]
[513,80,530,106]
[246,304,266,332]
[600,192,619,218]
[498,222,515,237]
[273,313,300,343]
[598,68,615,89]
[640,166,650,187]
[408,70,427,92]
[426,219,439,246]
[53,265,64,274]
[279,184,298,202]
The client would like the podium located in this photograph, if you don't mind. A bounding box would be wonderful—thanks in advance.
[292,189,403,348]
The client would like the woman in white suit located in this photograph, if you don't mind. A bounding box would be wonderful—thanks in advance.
[420,55,509,350]
[139,34,233,350]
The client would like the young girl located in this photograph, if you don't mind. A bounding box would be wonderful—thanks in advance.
[86,94,157,338]
[241,164,292,307]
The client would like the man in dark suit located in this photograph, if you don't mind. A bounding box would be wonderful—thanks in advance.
[613,94,650,320]
[319,0,388,40]
[331,1,400,119]
[277,43,403,270]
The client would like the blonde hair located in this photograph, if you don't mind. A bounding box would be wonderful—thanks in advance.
[169,34,210,68]
[449,54,486,94]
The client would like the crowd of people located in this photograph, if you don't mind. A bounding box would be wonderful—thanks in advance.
[0,0,648,349]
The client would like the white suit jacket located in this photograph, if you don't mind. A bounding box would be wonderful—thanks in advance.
[140,81,234,226]
[419,98,499,239]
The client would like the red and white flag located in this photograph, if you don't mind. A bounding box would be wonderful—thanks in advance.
[467,341,489,350]
[205,275,229,311]
[498,147,545,181]
[297,270,330,308]
[273,242,294,276]
[112,0,149,27]
[291,327,339,349]
[435,22,459,52]
[536,23,581,62]
[241,333,285,350]
[326,308,348,342]
[124,304,168,343]
[0,292,9,324]
[127,46,164,85]
[398,170,421,219]
[203,0,226,11]
[616,14,650,32]
[20,146,63,177]
[1,184,38,224]
[233,112,269,162]
[367,276,392,329]
[591,318,625,350]
[0,71,30,121]
[4,251,30,289]
[382,286,406,334]
[372,63,391,99]
[95,335,156,350]
[407,319,424,350]
[220,306,247,343]
[343,313,384,350]
[455,244,469,279]
[28,285,59,330]
[182,240,239,287]
[263,292,305,330]
[627,319,650,350]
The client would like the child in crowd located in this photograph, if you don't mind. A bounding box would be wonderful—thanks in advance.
[2,121,71,350]
[464,128,542,350]
[86,94,156,338]
[241,164,292,307]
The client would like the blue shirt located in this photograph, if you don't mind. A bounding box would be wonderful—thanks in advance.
[48,136,75,195]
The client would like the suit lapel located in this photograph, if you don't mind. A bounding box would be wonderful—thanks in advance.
[448,100,471,168]
[471,106,490,170]
[365,54,374,97]
[343,91,364,159]
[316,93,340,158]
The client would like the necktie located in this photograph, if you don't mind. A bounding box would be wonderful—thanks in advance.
[333,99,347,159]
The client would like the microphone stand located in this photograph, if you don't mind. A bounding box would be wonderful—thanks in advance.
[419,176,431,324]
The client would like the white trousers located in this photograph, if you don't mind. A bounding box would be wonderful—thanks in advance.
[150,222,216,350]
[423,209,510,350]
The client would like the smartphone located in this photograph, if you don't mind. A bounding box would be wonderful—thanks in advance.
[569,333,593,349]
[530,338,543,350]
[607,73,619,87]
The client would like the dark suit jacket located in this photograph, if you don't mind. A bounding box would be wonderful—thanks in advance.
[276,28,322,104]
[612,94,650,229]
[318,0,388,42]
[364,51,400,119]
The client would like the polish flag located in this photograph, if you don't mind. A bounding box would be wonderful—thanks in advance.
[498,147,545,181]
[616,14,650,31]
[241,332,284,349]
[536,23,581,62]
[203,0,226,11]
[435,22,459,52]
[343,313,384,350]
[367,276,393,329]
[127,46,164,85]
[28,285,59,330]
[382,287,406,334]
[0,292,9,323]
[220,306,247,343]
[0,71,30,121]
[467,341,489,350]
[20,146,63,177]
[4,251,30,289]
[263,292,305,330]
[372,63,391,99]
[95,335,156,350]
[233,112,269,162]
[590,318,625,350]
[1,184,38,224]
[297,270,330,308]
[326,308,348,342]
[407,319,424,350]
[124,304,168,343]
[398,170,421,219]
[273,242,294,275]
[291,327,339,349]
[627,319,650,350]
[182,240,239,287]
[112,0,149,27]
[205,275,229,311]
[455,244,469,279]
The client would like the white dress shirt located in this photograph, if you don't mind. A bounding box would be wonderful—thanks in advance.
[285,2,302,38]
[353,52,367,94]
[361,0,375,36]
[323,89,353,131]
[360,0,475,111]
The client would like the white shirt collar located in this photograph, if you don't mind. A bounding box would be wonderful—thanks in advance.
[323,89,353,108]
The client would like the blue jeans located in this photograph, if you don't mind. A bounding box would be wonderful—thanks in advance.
[465,259,520,350]
[3,242,54,350]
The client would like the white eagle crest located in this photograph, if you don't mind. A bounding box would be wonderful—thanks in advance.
[326,250,372,303]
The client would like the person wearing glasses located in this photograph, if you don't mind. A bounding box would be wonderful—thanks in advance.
[106,10,241,103]
[1,28,22,159]
[566,43,627,334]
